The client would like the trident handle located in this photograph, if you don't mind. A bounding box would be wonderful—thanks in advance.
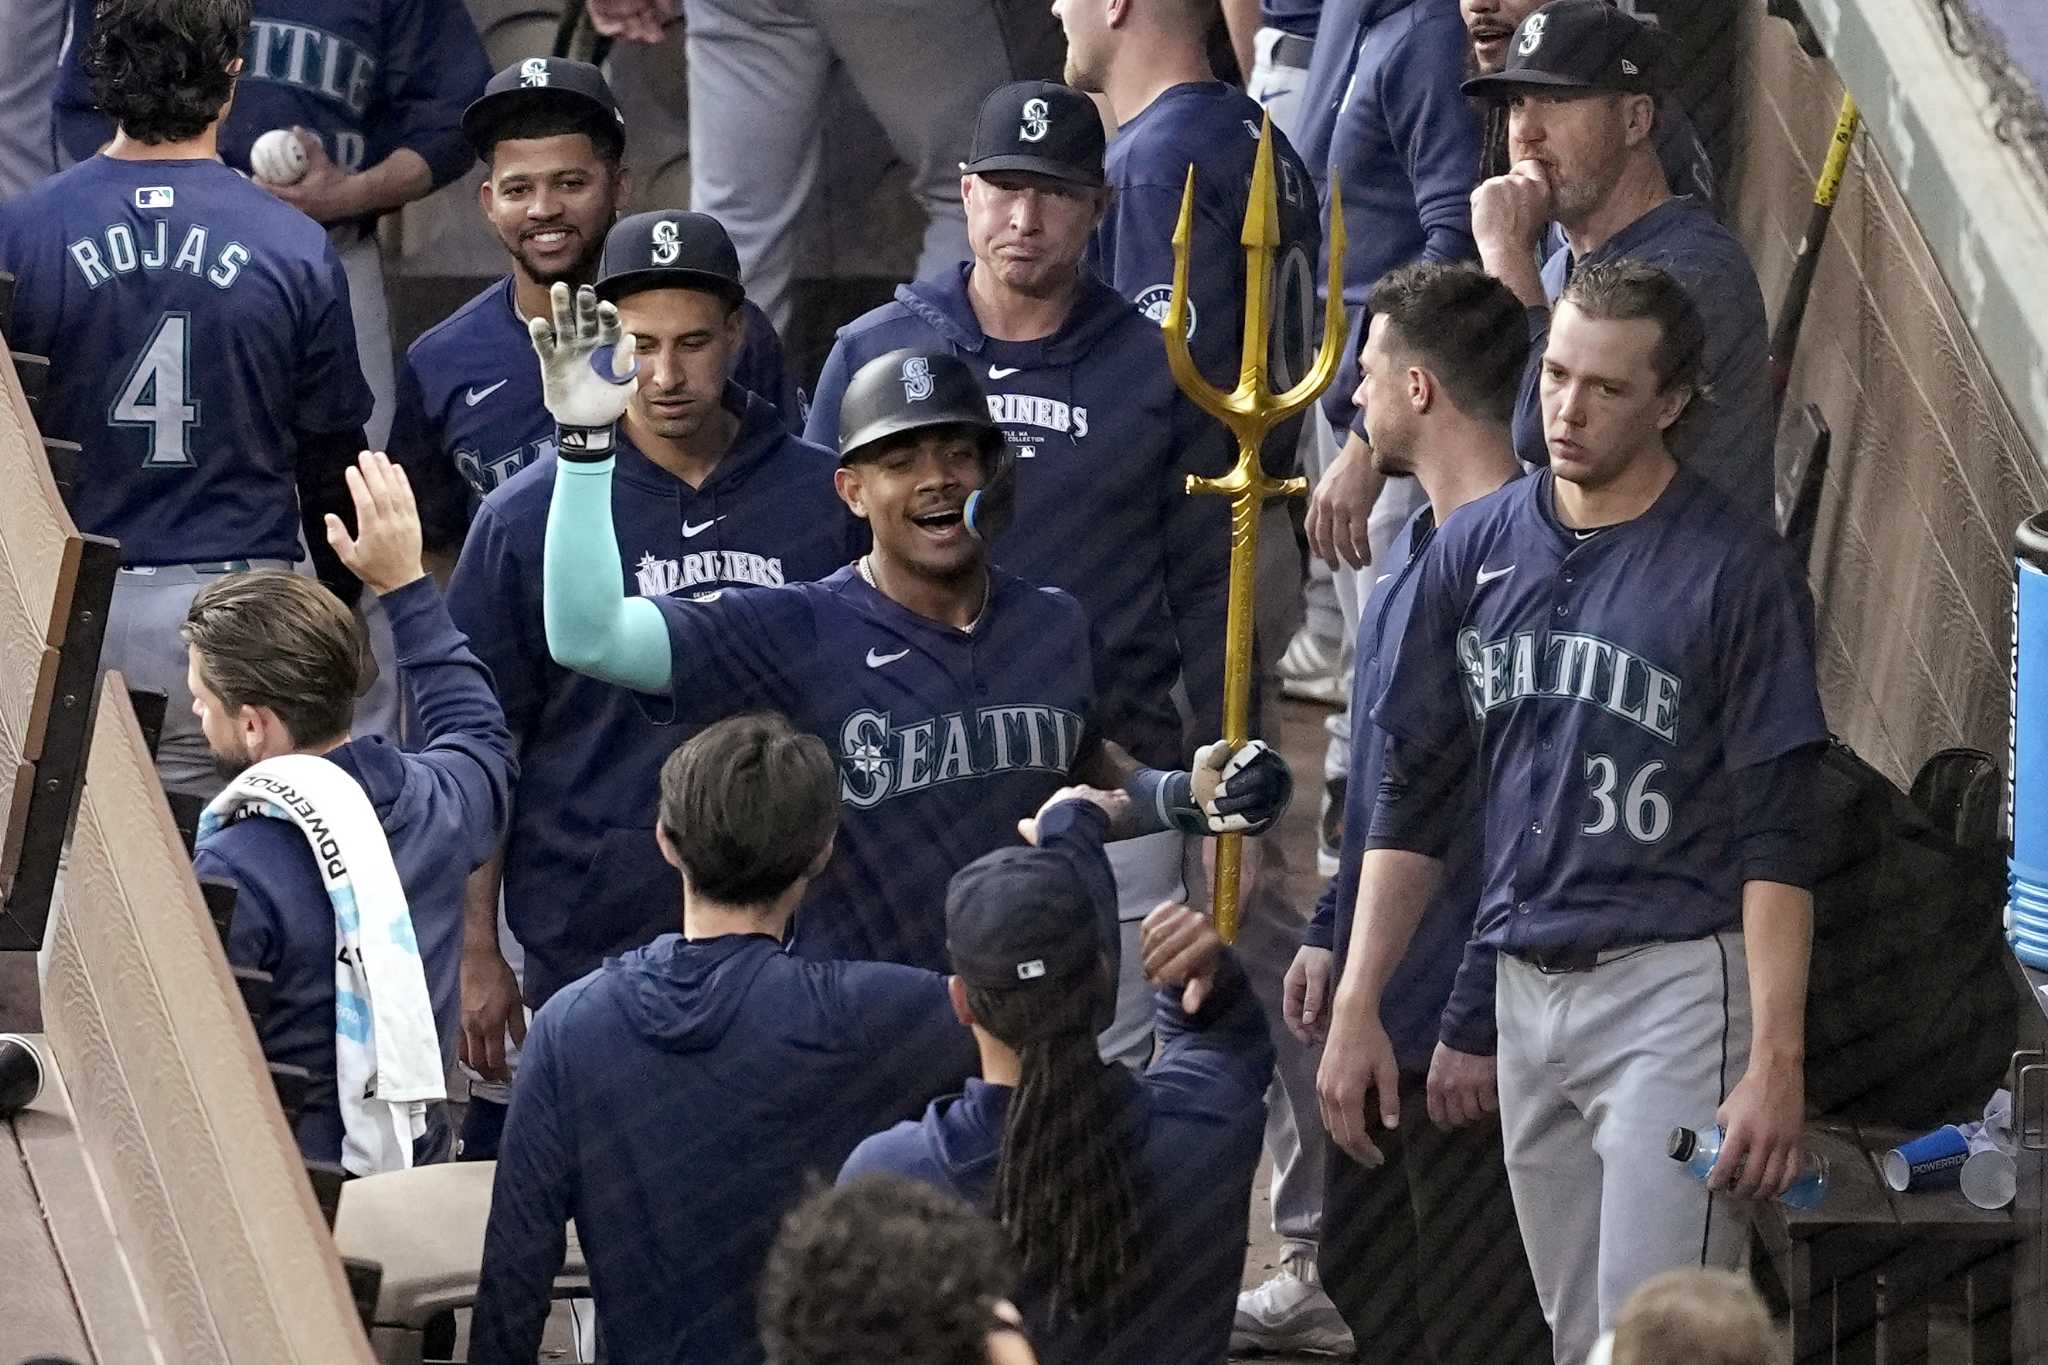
[1162,113,1347,942]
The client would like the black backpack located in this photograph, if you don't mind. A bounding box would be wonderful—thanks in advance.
[1803,741,2014,1126]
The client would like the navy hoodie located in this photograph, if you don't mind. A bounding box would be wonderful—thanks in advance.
[1297,0,1481,426]
[192,578,516,1165]
[468,934,978,1365]
[805,265,1231,768]
[447,384,863,1007]
[842,956,1274,1364]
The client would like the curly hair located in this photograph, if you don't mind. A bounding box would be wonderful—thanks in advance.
[1367,260,1531,427]
[88,0,250,146]
[759,1175,1020,1365]
[965,971,1140,1324]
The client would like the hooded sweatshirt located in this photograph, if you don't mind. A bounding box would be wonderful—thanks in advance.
[192,577,516,1165]
[1297,0,1481,426]
[467,933,977,1365]
[805,265,1231,768]
[447,383,863,1007]
[841,954,1274,1364]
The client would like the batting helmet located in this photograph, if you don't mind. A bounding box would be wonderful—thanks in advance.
[835,350,1001,465]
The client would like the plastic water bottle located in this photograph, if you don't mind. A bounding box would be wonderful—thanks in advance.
[1667,1126,1828,1210]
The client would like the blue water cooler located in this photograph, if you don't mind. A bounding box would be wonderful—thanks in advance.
[2011,513,2048,967]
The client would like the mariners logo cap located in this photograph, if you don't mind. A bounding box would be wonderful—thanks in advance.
[944,845,1103,991]
[1461,0,1667,98]
[960,81,1106,189]
[596,210,745,306]
[463,57,626,159]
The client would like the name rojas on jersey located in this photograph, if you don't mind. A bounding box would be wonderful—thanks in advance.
[67,215,250,290]
[838,704,1086,808]
[1456,626,1684,744]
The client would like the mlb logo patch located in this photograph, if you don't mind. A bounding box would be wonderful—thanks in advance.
[1015,959,1047,981]
[135,186,174,209]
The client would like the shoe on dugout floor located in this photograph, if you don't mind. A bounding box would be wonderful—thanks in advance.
[1232,1264,1356,1358]
[1278,629,1350,707]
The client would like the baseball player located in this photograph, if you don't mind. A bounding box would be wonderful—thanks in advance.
[389,58,802,558]
[534,284,1294,973]
[53,0,489,450]
[0,0,372,798]
[803,82,1238,1061]
[445,210,862,1092]
[1317,260,1825,1363]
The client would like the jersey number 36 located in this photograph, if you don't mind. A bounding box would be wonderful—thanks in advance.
[111,312,200,468]
[1582,755,1670,843]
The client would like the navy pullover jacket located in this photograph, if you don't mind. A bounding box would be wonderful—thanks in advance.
[1297,0,1481,427]
[1303,504,1495,1073]
[447,385,862,1007]
[805,264,1232,768]
[467,933,979,1364]
[843,958,1274,1363]
[193,578,516,1165]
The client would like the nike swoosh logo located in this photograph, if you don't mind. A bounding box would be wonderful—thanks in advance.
[987,365,1021,379]
[1476,565,1515,587]
[866,647,910,668]
[464,378,510,406]
[682,517,721,538]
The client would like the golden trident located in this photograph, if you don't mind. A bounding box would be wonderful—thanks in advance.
[1162,112,1347,943]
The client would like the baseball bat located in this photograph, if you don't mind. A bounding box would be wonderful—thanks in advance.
[1769,92,1859,409]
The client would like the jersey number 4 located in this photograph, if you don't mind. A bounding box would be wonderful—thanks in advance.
[1583,755,1671,843]
[111,312,200,468]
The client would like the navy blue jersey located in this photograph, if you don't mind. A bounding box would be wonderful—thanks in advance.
[1306,503,1495,1072]
[446,388,863,1007]
[1514,198,1772,526]
[1261,0,1322,37]
[1372,468,1827,956]
[390,276,803,546]
[805,266,1230,769]
[644,566,1102,970]
[1089,83,1322,417]
[0,155,370,563]
[53,0,488,191]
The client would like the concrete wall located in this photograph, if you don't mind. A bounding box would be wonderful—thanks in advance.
[1732,1,2047,784]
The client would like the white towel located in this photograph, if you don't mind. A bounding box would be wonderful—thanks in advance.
[198,753,445,1175]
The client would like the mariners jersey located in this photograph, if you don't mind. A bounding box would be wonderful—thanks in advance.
[646,566,1102,970]
[446,386,862,1006]
[53,0,489,191]
[1373,467,1827,955]
[805,266,1230,769]
[1089,82,1322,421]
[0,155,370,563]
[390,276,803,546]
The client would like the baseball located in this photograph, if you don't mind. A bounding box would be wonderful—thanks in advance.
[250,128,309,186]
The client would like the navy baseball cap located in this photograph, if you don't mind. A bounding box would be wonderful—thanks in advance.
[596,211,745,306]
[1461,0,1666,98]
[961,81,1105,189]
[945,845,1103,990]
[463,57,626,159]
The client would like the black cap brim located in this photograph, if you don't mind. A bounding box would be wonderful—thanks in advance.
[594,268,745,307]
[1460,68,1642,98]
[462,87,624,158]
[961,155,1105,189]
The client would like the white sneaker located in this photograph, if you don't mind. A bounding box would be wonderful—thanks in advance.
[1232,1268,1356,1357]
[1278,629,1349,706]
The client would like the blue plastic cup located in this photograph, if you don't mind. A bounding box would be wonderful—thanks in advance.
[1884,1124,1971,1191]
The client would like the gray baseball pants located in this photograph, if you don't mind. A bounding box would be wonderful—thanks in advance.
[1496,932,1754,1365]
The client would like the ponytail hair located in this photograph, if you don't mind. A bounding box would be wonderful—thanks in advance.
[964,974,1139,1322]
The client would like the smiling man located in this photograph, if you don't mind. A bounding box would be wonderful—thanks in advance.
[539,311,1294,977]
[802,81,1238,1064]
[443,208,864,1099]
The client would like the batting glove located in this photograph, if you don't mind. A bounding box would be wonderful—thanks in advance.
[1186,739,1295,836]
[528,281,638,459]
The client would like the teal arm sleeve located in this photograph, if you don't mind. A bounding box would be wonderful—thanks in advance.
[542,458,673,694]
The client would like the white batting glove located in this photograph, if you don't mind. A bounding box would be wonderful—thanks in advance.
[528,282,638,458]
[1187,739,1294,835]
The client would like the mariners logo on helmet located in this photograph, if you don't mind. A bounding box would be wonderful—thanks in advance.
[651,220,681,265]
[1019,98,1051,143]
[520,57,551,87]
[1517,12,1546,55]
[900,357,935,402]
[1135,284,1194,338]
